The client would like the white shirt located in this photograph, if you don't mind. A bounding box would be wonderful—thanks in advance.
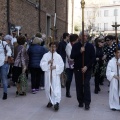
[11,37,17,45]
[65,42,74,69]
[0,40,12,66]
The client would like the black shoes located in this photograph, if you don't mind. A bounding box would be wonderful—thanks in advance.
[78,103,84,107]
[94,87,101,94]
[94,89,98,94]
[54,103,59,111]
[2,93,7,100]
[66,92,71,98]
[78,103,90,110]
[61,85,65,88]
[47,102,53,108]
[100,83,104,85]
[98,87,101,91]
[47,102,59,111]
[111,108,116,111]
[85,104,90,110]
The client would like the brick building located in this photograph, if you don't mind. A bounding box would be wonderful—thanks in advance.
[0,0,74,39]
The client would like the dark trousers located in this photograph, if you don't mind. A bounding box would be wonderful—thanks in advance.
[66,68,74,93]
[94,63,104,90]
[30,67,42,89]
[40,71,44,87]
[74,69,91,105]
[12,66,22,83]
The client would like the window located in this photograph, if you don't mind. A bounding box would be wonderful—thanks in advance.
[99,23,101,31]
[87,11,92,17]
[104,10,108,17]
[46,15,51,37]
[112,22,116,30]
[97,23,99,30]
[114,9,118,16]
[98,11,101,17]
[104,23,108,30]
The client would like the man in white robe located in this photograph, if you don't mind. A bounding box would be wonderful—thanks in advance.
[40,42,64,111]
[106,48,120,110]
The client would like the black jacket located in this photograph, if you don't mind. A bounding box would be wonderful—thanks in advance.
[70,42,95,70]
[57,40,67,63]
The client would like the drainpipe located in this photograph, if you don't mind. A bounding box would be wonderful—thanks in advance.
[72,0,74,33]
[39,0,41,32]
[65,0,68,32]
[7,0,10,34]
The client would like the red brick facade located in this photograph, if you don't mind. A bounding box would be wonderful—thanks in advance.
[0,0,68,39]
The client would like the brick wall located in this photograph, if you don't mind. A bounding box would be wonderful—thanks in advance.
[0,0,68,39]
[0,0,7,34]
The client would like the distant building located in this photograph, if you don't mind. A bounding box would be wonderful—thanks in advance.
[85,2,120,36]
[74,0,120,36]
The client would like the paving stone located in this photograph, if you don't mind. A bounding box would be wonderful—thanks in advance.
[0,77,120,120]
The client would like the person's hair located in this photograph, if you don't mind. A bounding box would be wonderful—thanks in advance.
[32,37,41,45]
[79,31,89,37]
[25,33,27,37]
[0,33,3,40]
[63,33,69,39]
[35,32,42,38]
[114,47,120,53]
[0,33,3,36]
[49,42,58,47]
[70,34,78,42]
[105,35,113,41]
[17,35,26,45]
[95,37,104,47]
[4,35,12,41]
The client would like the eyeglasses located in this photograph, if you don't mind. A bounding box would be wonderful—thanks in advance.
[100,41,104,43]
[106,39,110,41]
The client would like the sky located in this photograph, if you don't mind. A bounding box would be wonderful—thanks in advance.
[75,0,120,7]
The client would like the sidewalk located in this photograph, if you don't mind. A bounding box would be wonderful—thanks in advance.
[0,77,120,120]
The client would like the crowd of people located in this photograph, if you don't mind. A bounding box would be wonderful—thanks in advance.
[0,30,120,111]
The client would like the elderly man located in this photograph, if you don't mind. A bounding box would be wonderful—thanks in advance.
[70,31,95,110]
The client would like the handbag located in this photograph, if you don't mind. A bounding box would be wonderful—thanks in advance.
[66,55,74,69]
[7,56,14,64]
[2,41,14,64]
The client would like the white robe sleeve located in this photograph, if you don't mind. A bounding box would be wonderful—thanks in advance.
[40,54,50,72]
[56,55,64,75]
[106,60,116,82]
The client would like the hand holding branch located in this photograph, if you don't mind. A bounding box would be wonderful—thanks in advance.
[50,65,56,70]
[116,62,120,67]
[81,66,87,73]
[48,59,54,64]
[80,47,85,53]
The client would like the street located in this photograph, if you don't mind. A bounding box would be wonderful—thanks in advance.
[0,77,120,120]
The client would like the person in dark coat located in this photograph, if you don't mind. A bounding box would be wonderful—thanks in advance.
[57,32,69,87]
[28,37,47,94]
[70,31,95,110]
[94,37,105,94]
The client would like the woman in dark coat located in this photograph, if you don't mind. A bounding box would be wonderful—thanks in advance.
[94,37,105,94]
[28,37,47,94]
